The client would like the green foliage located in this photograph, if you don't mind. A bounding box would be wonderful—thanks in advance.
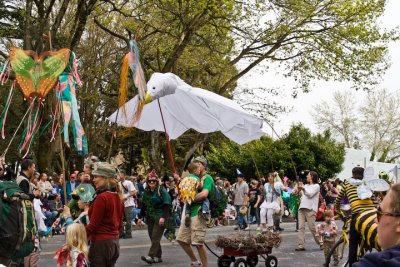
[206,124,345,181]
[0,0,24,39]
[0,0,394,173]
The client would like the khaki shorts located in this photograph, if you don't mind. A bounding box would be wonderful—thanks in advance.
[176,215,206,246]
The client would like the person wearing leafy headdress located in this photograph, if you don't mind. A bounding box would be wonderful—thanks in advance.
[64,183,95,226]
[67,156,99,219]
[140,170,172,264]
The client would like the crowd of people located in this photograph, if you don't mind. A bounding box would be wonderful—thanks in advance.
[1,154,400,267]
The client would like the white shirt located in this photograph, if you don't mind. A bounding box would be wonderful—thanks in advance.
[264,181,284,203]
[120,180,136,207]
[299,184,320,213]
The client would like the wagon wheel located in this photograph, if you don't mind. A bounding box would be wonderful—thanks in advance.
[234,258,248,267]
[218,255,233,267]
[246,256,258,267]
[265,255,278,267]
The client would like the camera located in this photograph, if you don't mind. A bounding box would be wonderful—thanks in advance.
[298,170,309,183]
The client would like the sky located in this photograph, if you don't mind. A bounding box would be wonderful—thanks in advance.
[239,0,400,137]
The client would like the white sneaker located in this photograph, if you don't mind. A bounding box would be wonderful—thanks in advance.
[190,261,202,267]
[256,226,261,231]
[153,257,163,263]
[244,226,250,231]
[131,221,136,226]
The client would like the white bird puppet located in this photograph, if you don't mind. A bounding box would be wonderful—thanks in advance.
[109,72,268,145]
[347,166,390,200]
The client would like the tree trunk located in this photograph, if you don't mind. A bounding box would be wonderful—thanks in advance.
[180,134,208,170]
[150,131,162,171]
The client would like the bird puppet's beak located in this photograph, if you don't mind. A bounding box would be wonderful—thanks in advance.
[144,92,152,104]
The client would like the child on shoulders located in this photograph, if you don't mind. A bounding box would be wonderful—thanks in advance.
[179,162,210,227]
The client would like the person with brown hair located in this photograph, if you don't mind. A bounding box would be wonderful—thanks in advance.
[317,210,338,266]
[295,171,323,251]
[353,183,400,267]
[85,162,124,267]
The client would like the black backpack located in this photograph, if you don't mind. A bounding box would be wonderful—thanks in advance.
[0,181,36,260]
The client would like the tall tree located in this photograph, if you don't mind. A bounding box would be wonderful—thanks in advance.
[92,0,396,171]
[359,88,400,162]
[311,90,358,148]
[0,0,396,173]
[310,88,400,163]
[206,124,345,180]
[0,0,100,171]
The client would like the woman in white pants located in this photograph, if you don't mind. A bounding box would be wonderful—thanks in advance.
[260,173,286,231]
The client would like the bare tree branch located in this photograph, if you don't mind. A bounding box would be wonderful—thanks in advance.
[93,18,129,47]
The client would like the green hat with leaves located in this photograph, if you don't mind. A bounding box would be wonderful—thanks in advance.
[75,183,95,203]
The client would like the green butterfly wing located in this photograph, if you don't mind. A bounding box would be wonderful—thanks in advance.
[41,49,70,79]
[10,48,37,98]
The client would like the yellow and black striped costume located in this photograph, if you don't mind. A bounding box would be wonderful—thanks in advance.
[335,181,380,251]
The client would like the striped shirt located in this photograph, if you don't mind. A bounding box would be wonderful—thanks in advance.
[335,181,375,214]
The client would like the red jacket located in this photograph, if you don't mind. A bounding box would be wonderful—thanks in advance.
[86,191,123,241]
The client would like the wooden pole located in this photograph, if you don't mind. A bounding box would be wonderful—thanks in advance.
[60,128,67,204]
[48,30,67,204]
[250,152,261,178]
[157,99,176,174]
[107,107,119,163]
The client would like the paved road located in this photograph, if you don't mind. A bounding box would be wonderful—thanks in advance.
[39,221,346,267]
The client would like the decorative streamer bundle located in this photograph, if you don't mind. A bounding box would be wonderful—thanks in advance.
[0,47,88,157]
[118,40,147,123]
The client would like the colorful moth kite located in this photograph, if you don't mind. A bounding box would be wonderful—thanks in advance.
[9,48,70,99]
[118,40,147,122]
[56,53,88,156]
[0,48,88,157]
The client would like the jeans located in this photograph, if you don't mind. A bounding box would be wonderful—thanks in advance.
[174,206,182,226]
[185,198,210,216]
[44,211,58,227]
[131,207,141,221]
[122,206,133,237]
[235,205,247,229]
[248,205,260,224]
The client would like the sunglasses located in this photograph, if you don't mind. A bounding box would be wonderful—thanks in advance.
[148,179,157,184]
[376,205,400,223]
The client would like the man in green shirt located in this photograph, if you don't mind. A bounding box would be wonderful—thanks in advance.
[177,156,214,267]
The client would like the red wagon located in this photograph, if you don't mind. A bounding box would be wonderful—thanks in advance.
[217,246,278,267]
